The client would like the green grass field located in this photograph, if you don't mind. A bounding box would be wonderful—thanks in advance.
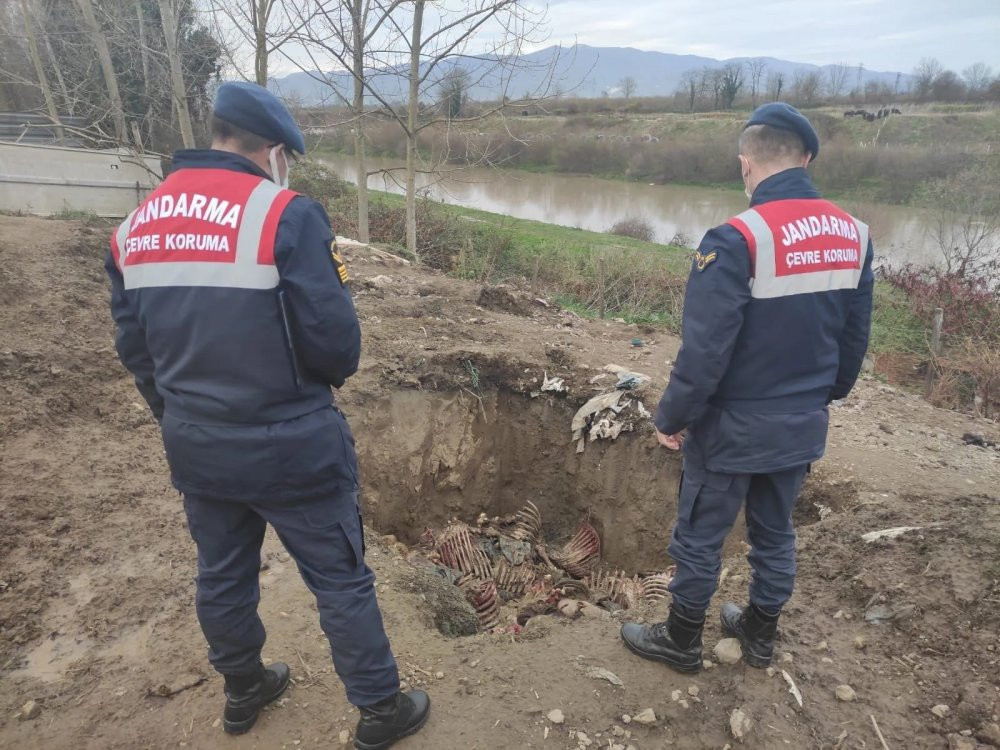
[353,187,926,354]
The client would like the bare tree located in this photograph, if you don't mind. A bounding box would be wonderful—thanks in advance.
[826,62,850,99]
[962,62,993,98]
[703,66,723,108]
[767,70,785,101]
[158,0,196,148]
[19,0,63,141]
[206,0,312,86]
[281,0,557,256]
[283,0,406,244]
[791,69,822,105]
[924,163,1000,290]
[678,68,698,111]
[619,75,637,99]
[71,0,129,144]
[913,57,942,101]
[385,0,554,257]
[745,57,766,105]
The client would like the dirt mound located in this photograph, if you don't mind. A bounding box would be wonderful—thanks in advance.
[476,284,538,316]
[0,216,998,749]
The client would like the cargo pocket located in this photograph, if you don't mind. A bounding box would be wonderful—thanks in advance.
[677,466,733,526]
[301,495,365,571]
[337,509,365,570]
[676,473,702,526]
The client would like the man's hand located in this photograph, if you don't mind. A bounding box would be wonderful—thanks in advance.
[655,429,684,451]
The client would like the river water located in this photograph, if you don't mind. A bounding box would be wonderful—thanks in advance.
[320,152,945,265]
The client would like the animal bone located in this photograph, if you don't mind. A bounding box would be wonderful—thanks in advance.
[492,558,545,599]
[458,576,500,630]
[555,578,591,599]
[640,570,674,602]
[435,522,492,580]
[551,521,601,577]
[588,569,644,609]
[509,500,542,544]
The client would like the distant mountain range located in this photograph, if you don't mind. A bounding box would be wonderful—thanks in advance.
[270,45,911,105]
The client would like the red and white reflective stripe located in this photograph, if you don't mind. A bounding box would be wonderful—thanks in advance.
[728,200,867,300]
[113,173,295,290]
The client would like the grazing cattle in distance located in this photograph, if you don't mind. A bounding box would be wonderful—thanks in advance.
[844,107,900,121]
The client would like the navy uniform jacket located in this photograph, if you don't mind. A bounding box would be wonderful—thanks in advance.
[106,150,361,501]
[655,167,874,474]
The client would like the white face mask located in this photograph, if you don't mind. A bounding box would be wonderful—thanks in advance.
[739,156,752,201]
[268,145,290,189]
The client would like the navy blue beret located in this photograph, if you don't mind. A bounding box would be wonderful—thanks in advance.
[745,102,819,162]
[213,81,306,155]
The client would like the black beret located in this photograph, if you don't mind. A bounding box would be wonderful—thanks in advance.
[745,102,819,162]
[213,82,306,155]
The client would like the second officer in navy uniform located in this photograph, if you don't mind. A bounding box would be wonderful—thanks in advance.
[106,82,429,749]
[621,103,875,672]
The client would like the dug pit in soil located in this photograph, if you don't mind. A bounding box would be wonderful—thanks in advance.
[353,389,682,574]
[351,389,861,635]
[351,389,685,634]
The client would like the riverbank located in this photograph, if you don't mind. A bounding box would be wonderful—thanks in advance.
[294,160,998,414]
[309,104,1000,207]
[314,150,959,266]
[298,163,924,356]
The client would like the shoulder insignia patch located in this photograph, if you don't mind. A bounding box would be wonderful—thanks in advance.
[693,250,718,271]
[330,241,349,285]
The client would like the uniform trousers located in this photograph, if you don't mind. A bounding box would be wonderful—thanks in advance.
[667,457,809,614]
[182,488,400,707]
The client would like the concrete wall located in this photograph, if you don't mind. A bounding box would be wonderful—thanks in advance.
[0,142,162,218]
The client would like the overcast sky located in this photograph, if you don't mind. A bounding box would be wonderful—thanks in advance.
[531,0,1000,72]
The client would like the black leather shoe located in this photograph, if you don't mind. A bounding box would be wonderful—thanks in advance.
[620,607,704,673]
[354,690,431,750]
[720,602,779,668]
[222,661,290,735]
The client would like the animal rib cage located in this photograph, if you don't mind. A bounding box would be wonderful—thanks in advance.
[411,502,673,632]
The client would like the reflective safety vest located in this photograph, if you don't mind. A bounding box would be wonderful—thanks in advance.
[727,198,868,299]
[111,168,297,290]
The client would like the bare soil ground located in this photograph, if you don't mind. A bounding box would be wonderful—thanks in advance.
[1,214,998,750]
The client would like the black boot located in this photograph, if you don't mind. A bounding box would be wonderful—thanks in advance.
[720,602,780,668]
[620,605,705,673]
[354,690,431,750]
[222,661,291,735]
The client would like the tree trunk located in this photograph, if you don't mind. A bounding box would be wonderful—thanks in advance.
[135,0,154,132]
[157,0,196,148]
[20,0,64,142]
[352,0,369,243]
[40,15,72,117]
[254,0,269,86]
[73,0,128,144]
[405,0,424,258]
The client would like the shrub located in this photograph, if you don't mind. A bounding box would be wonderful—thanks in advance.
[880,264,1000,345]
[288,159,351,208]
[608,215,656,242]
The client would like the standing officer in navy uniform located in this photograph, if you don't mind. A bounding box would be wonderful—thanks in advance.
[621,103,874,672]
[106,82,429,749]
